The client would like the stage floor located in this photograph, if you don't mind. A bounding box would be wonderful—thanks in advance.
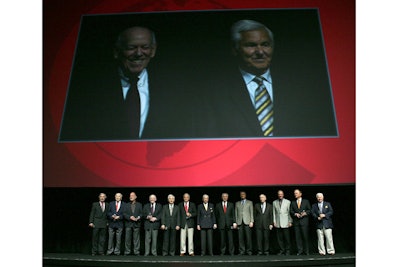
[43,253,355,267]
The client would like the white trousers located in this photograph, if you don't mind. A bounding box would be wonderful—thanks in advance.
[180,224,194,254]
[316,227,335,255]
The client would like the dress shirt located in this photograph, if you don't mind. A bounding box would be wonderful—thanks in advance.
[239,68,273,107]
[119,68,150,138]
[318,202,323,213]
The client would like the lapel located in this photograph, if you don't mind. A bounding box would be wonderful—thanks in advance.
[229,73,263,136]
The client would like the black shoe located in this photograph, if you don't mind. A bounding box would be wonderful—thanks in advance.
[264,252,269,256]
[285,251,290,255]
[296,252,303,256]
[277,251,284,255]
[91,253,96,256]
[305,252,309,255]
[257,252,263,256]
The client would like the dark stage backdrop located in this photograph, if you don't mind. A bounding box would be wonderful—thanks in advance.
[43,185,355,254]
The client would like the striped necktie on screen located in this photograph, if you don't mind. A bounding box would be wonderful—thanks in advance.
[254,76,273,136]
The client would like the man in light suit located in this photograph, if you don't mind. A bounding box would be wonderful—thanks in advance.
[143,194,162,256]
[290,189,311,256]
[215,193,237,256]
[178,193,197,256]
[123,192,142,256]
[311,193,335,256]
[107,193,125,255]
[161,194,181,256]
[254,194,273,255]
[197,194,217,256]
[235,191,254,255]
[273,190,292,255]
[88,193,109,256]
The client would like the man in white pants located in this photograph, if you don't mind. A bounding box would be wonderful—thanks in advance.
[178,193,197,256]
[311,193,335,255]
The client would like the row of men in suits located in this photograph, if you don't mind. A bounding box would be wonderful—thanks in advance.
[88,189,335,256]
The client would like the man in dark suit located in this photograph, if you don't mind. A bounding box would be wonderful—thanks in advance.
[195,19,337,138]
[197,194,217,256]
[123,192,142,256]
[311,193,335,256]
[254,194,273,255]
[215,193,237,256]
[107,193,125,255]
[178,193,197,256]
[160,194,181,256]
[89,193,109,256]
[290,189,311,256]
[142,194,162,256]
[60,26,192,141]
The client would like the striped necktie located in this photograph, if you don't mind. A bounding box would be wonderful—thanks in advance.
[254,76,273,136]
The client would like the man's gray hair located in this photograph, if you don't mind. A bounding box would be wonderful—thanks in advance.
[231,19,274,49]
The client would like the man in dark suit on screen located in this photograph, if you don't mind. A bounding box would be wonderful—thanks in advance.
[196,19,337,138]
[60,26,191,141]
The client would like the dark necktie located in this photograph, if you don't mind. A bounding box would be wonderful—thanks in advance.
[151,204,155,214]
[125,76,141,138]
[254,76,273,136]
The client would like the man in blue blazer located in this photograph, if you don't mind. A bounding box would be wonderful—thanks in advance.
[197,194,217,256]
[311,193,335,256]
[107,193,125,255]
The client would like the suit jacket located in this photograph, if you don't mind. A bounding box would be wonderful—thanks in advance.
[89,201,109,228]
[311,201,334,229]
[197,203,216,229]
[290,198,311,226]
[59,63,194,141]
[161,204,181,229]
[123,201,143,228]
[195,63,337,138]
[178,201,197,228]
[215,201,236,229]
[272,198,292,228]
[142,202,162,230]
[235,199,254,225]
[254,202,273,230]
[107,201,125,229]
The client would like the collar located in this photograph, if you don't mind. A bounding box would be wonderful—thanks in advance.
[240,68,272,86]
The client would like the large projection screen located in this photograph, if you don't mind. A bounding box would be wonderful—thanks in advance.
[44,0,354,187]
